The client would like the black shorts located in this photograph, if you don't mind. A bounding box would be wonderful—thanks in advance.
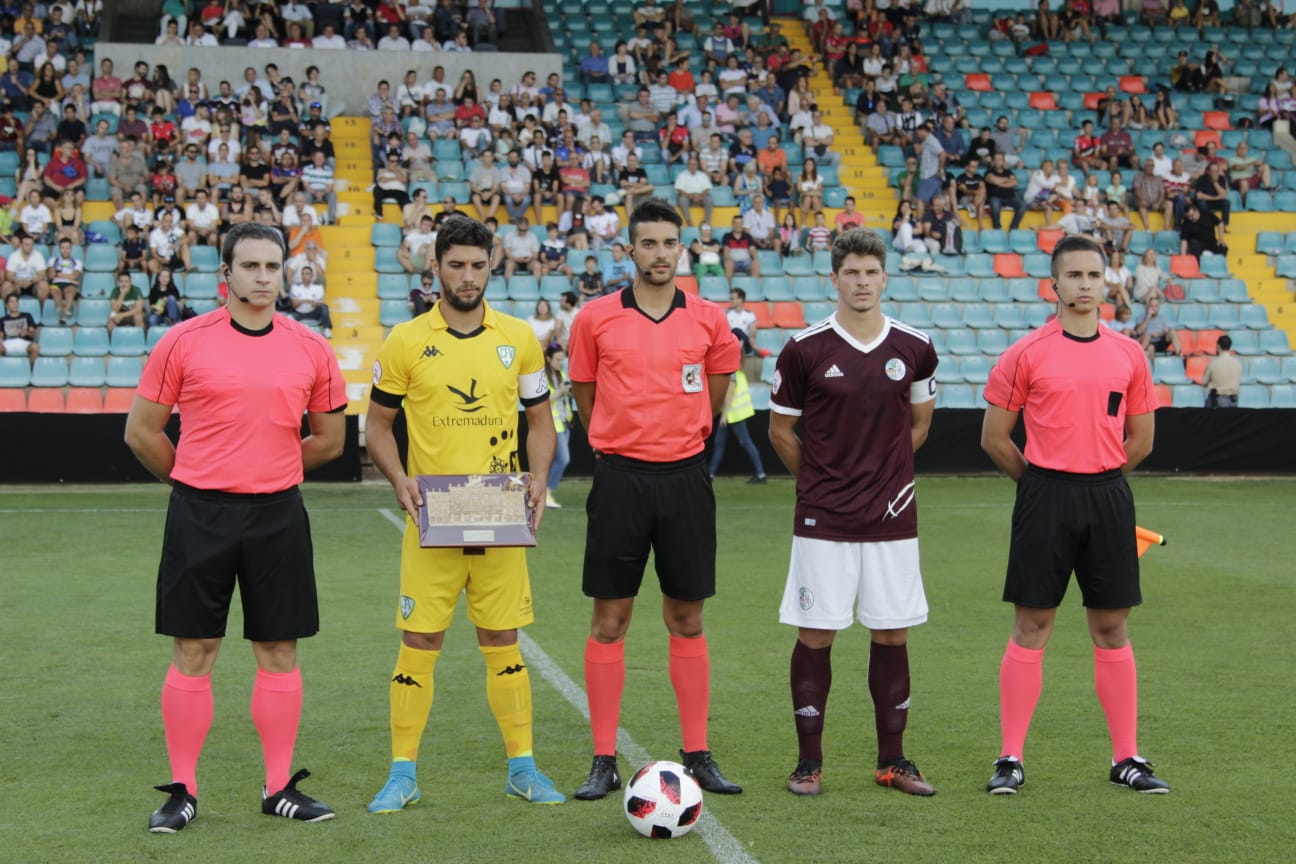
[582,453,716,601]
[156,482,320,641]
[1003,466,1141,610]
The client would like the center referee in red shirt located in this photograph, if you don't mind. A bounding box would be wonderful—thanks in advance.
[125,222,348,832]
[566,198,744,800]
[980,234,1170,795]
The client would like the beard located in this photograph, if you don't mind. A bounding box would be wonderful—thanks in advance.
[441,285,485,312]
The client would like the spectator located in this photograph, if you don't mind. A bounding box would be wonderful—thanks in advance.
[601,242,635,292]
[922,194,962,255]
[617,152,654,216]
[952,157,987,231]
[146,267,186,327]
[536,222,573,280]
[990,114,1027,169]
[372,151,409,218]
[47,235,83,317]
[1073,119,1102,172]
[1097,119,1136,172]
[239,144,271,198]
[24,101,56,155]
[1201,334,1241,407]
[1102,248,1134,307]
[119,223,150,272]
[502,217,541,280]
[526,297,562,349]
[1132,295,1180,360]
[1132,249,1166,303]
[915,124,946,203]
[19,189,53,243]
[149,210,190,274]
[41,139,86,205]
[1024,159,1062,224]
[932,113,966,169]
[1179,200,1226,261]
[672,154,713,227]
[834,196,866,232]
[1193,161,1231,231]
[983,152,1025,231]
[892,199,929,257]
[107,270,147,333]
[286,264,333,338]
[0,292,39,363]
[0,101,24,154]
[1225,141,1273,208]
[745,193,781,256]
[1098,200,1134,253]
[185,189,220,247]
[1132,157,1168,230]
[206,141,240,201]
[576,253,605,299]
[585,196,620,252]
[726,287,758,354]
[722,214,761,282]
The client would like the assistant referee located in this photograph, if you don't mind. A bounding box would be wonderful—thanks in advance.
[567,198,744,800]
[125,222,348,832]
[980,233,1169,795]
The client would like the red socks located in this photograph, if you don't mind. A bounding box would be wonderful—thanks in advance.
[250,667,303,796]
[161,665,213,796]
[668,634,710,753]
[790,640,832,762]
[584,637,625,756]
[868,641,910,766]
[1094,643,1139,763]
[998,640,1044,761]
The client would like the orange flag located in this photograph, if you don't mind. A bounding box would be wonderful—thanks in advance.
[1135,526,1166,558]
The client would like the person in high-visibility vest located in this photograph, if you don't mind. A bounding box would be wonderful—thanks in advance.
[708,369,767,483]
[545,344,575,509]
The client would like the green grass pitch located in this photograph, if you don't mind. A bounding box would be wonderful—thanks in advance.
[2,477,1293,863]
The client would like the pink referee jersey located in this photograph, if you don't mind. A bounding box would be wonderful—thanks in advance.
[567,288,740,462]
[138,308,348,493]
[983,319,1157,474]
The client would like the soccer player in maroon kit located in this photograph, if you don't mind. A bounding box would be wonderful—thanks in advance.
[567,198,744,800]
[126,222,348,832]
[769,228,939,798]
[981,234,1169,794]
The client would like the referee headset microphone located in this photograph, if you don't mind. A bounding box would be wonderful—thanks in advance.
[224,264,251,303]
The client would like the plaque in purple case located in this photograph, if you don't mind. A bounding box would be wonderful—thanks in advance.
[416,473,536,547]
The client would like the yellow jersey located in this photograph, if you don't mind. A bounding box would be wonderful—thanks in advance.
[371,301,549,476]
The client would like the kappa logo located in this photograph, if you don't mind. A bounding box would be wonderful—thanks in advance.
[823,364,844,378]
[497,345,516,368]
[447,379,488,412]
[392,674,422,687]
[422,345,443,358]
[495,664,526,676]
[399,595,415,619]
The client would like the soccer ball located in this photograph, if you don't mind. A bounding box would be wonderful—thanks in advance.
[623,761,703,839]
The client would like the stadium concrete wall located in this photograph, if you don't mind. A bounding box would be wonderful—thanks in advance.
[91,43,563,120]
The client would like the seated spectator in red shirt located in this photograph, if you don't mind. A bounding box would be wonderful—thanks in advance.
[41,139,87,205]
[454,96,487,127]
[150,107,179,159]
[834,196,865,231]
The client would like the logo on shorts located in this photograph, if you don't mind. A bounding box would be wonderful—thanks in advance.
[497,345,516,368]
[372,360,383,386]
[681,363,703,393]
[399,595,415,619]
[798,587,814,611]
[885,358,907,381]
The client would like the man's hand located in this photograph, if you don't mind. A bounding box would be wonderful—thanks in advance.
[527,473,546,533]
[394,474,423,522]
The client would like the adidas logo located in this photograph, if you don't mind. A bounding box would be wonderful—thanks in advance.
[895,698,911,711]
[823,364,844,378]
[794,705,822,717]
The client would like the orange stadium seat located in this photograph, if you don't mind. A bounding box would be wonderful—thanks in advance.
[104,388,136,413]
[1192,329,1225,355]
[1203,111,1232,131]
[66,388,105,413]
[1099,303,1116,321]
[749,302,774,329]
[1119,76,1147,94]
[1194,130,1222,149]
[1153,383,1173,408]
[1036,227,1063,254]
[1029,92,1058,110]
[677,275,698,294]
[1083,92,1104,111]
[26,389,66,413]
[1185,356,1211,384]
[771,302,807,329]
[1038,278,1058,302]
[1170,255,1204,278]
[0,389,25,411]
[965,73,992,91]
[993,254,1026,277]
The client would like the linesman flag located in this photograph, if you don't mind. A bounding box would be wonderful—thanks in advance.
[1135,526,1166,559]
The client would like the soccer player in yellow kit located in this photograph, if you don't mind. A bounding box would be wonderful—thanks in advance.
[365,216,563,810]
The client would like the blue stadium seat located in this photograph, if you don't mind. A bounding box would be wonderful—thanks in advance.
[68,356,106,387]
[963,304,997,329]
[189,247,220,272]
[931,303,963,329]
[792,275,826,301]
[1246,356,1283,384]
[84,245,118,272]
[1207,304,1240,329]
[949,280,980,303]
[0,356,32,387]
[1241,304,1272,330]
[978,329,1009,355]
[1023,254,1052,277]
[380,300,411,326]
[980,280,1012,303]
[371,223,403,247]
[508,275,541,301]
[939,383,976,408]
[898,302,933,329]
[110,327,147,356]
[146,326,171,353]
[945,329,980,355]
[377,273,411,299]
[762,277,795,302]
[1008,230,1038,254]
[1238,384,1270,407]
[960,355,992,384]
[1153,356,1188,384]
[38,326,74,356]
[1219,279,1251,302]
[106,356,143,388]
[1270,384,1296,407]
[183,273,219,299]
[699,275,729,301]
[917,278,950,302]
[374,247,404,273]
[73,327,110,356]
[31,356,69,387]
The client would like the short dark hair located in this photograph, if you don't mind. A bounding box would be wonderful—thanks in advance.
[628,197,682,243]
[434,214,493,264]
[830,228,888,274]
[1217,334,1232,351]
[730,287,746,300]
[1050,234,1107,279]
[221,221,286,269]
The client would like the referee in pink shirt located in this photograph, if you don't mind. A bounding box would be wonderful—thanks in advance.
[125,222,348,832]
[980,234,1170,796]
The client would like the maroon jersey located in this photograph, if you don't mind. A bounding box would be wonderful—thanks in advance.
[771,315,938,542]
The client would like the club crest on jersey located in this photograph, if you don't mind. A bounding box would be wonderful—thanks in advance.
[372,360,382,386]
[681,363,703,393]
[772,369,782,394]
[497,345,516,368]
[885,358,907,381]
[798,587,814,611]
[399,595,415,619]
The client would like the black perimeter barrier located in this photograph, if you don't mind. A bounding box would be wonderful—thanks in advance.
[0,409,1291,484]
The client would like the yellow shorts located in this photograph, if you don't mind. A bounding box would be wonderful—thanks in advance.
[396,524,535,633]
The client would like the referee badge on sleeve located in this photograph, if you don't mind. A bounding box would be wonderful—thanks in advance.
[681,363,703,393]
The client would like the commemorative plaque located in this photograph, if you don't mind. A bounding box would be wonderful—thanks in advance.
[416,473,537,547]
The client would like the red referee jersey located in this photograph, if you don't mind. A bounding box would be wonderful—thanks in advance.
[984,319,1157,474]
[138,308,348,493]
[568,287,740,462]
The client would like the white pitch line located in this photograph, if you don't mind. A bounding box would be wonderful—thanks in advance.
[376,508,758,864]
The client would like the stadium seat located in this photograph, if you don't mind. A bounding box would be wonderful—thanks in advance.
[31,357,69,388]
[0,388,25,410]
[963,304,996,329]
[66,387,105,413]
[1257,232,1286,255]
[965,73,992,91]
[1008,230,1038,254]
[189,247,220,272]
[762,278,794,302]
[1023,254,1052,278]
[1238,384,1270,407]
[1153,231,1180,255]
[84,245,119,272]
[899,302,933,328]
[111,327,147,356]
[993,253,1025,278]
[0,356,32,387]
[1207,304,1240,329]
[38,326,74,356]
[26,388,66,413]
[918,279,950,302]
[507,275,541,301]
[1184,355,1210,384]
[1170,255,1203,278]
[1259,330,1291,355]
[749,302,774,329]
[1029,92,1058,110]
[949,280,979,303]
[76,300,111,328]
[1246,356,1282,384]
[146,326,171,353]
[1153,356,1188,384]
[374,247,404,274]
[1269,384,1296,407]
[1118,75,1146,93]
[183,273,219,299]
[539,275,570,300]
[1240,305,1272,330]
[68,355,107,387]
[1152,383,1172,408]
[939,383,976,408]
[699,276,729,302]
[945,329,979,354]
[377,273,411,299]
[73,328,110,357]
[380,300,411,326]
[103,387,135,412]
[1171,384,1201,407]
[106,356,143,388]
[771,301,806,329]
[1203,111,1232,130]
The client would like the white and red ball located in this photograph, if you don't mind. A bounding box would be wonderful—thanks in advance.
[623,760,704,839]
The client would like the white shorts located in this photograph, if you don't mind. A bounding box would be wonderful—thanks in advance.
[2,338,32,354]
[779,536,928,631]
